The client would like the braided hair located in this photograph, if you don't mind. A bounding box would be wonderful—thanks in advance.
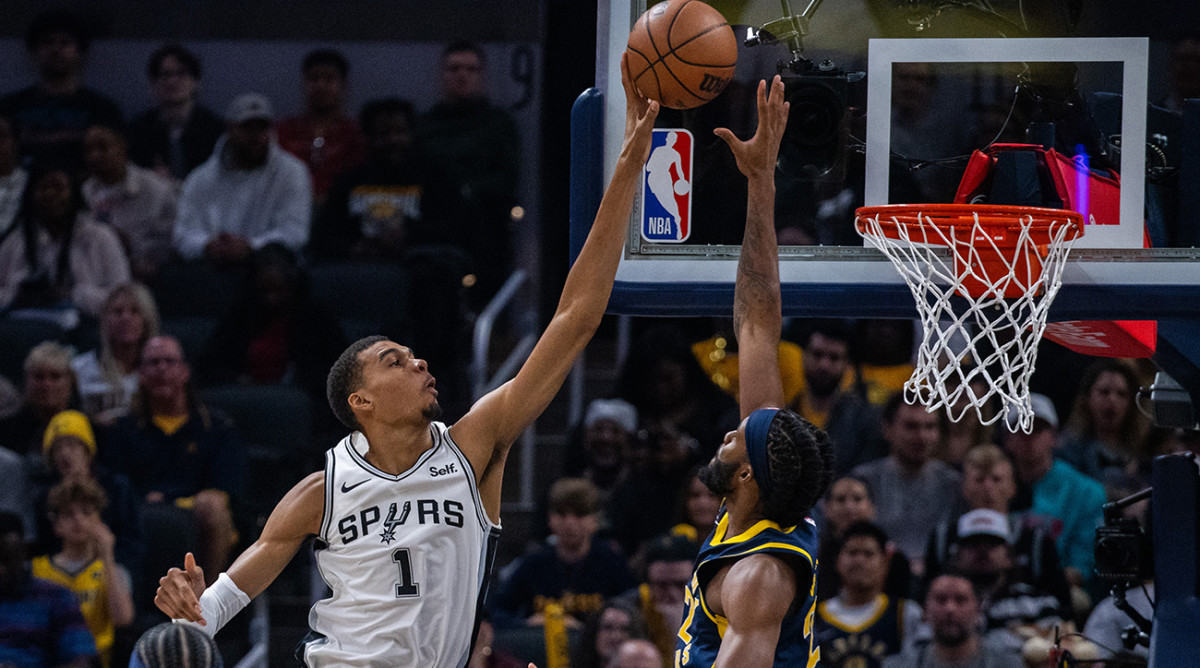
[760,409,835,527]
[131,623,223,668]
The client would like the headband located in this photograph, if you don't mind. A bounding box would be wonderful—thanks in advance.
[744,407,779,499]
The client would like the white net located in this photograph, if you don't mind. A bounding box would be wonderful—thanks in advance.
[855,205,1082,432]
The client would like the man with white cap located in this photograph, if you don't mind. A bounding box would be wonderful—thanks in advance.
[1001,393,1106,600]
[173,92,312,263]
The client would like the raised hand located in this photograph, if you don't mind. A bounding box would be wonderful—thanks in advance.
[714,75,790,179]
[155,551,207,624]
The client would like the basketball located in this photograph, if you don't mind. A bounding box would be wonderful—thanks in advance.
[625,0,738,110]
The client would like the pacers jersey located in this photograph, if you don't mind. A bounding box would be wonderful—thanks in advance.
[675,511,820,668]
[815,595,906,668]
[31,555,114,664]
[303,424,501,668]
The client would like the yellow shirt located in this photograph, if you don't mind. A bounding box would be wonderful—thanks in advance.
[31,555,114,666]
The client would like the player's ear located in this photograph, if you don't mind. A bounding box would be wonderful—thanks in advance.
[348,390,370,414]
[738,461,754,486]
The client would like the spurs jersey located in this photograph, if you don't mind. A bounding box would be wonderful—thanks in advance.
[302,424,500,668]
[675,510,820,668]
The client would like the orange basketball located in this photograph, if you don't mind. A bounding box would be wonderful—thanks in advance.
[626,0,738,110]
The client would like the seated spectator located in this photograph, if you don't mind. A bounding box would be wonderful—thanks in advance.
[669,469,721,544]
[313,96,462,262]
[71,283,160,423]
[491,478,635,629]
[1002,393,1106,602]
[607,639,662,668]
[573,599,648,668]
[613,533,698,665]
[851,393,960,574]
[816,475,913,603]
[564,398,639,494]
[82,124,177,280]
[0,166,131,321]
[276,49,366,205]
[0,115,27,234]
[128,622,223,668]
[1057,360,1152,501]
[99,335,244,585]
[0,341,79,459]
[173,93,312,264]
[0,510,97,668]
[196,244,346,410]
[935,375,995,469]
[0,9,122,172]
[419,41,520,302]
[816,521,922,667]
[33,409,141,570]
[126,44,225,182]
[948,509,1070,655]
[923,444,1070,611]
[788,319,886,476]
[32,478,134,667]
[883,574,1022,668]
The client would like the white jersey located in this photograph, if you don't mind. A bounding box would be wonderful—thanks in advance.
[302,423,500,667]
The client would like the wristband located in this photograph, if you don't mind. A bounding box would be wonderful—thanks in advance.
[175,572,250,636]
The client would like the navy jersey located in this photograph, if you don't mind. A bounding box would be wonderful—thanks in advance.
[675,510,821,668]
[815,595,907,668]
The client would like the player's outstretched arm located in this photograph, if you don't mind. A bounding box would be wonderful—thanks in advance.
[712,553,798,668]
[716,76,789,418]
[451,54,658,465]
[155,471,323,630]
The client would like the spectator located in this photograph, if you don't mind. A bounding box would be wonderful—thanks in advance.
[126,44,225,181]
[883,574,1022,668]
[0,9,122,172]
[490,478,635,629]
[99,335,244,585]
[935,375,995,469]
[607,639,662,668]
[816,475,913,603]
[565,398,639,495]
[923,444,1070,610]
[0,166,131,320]
[82,124,177,280]
[313,97,460,262]
[947,508,1070,655]
[0,342,78,459]
[276,49,366,205]
[1057,360,1151,501]
[32,478,134,667]
[614,533,698,665]
[816,521,922,667]
[0,510,97,668]
[71,283,160,424]
[1002,393,1106,600]
[0,445,35,540]
[573,599,648,668]
[33,409,142,571]
[851,393,960,573]
[172,93,312,264]
[669,469,721,544]
[788,320,886,476]
[0,116,27,235]
[418,41,521,301]
[196,244,347,409]
[128,622,223,668]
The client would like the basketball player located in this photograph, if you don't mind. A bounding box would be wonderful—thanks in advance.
[153,55,660,668]
[673,76,835,668]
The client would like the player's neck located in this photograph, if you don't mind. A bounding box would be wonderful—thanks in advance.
[361,422,434,475]
[722,497,764,537]
[839,587,880,607]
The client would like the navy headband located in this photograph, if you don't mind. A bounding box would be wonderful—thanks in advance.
[744,407,779,499]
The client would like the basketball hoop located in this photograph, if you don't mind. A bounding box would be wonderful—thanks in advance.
[855,203,1084,432]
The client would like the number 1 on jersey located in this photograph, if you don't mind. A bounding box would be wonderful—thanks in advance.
[392,548,420,597]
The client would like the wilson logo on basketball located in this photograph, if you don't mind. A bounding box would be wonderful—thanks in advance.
[698,74,729,93]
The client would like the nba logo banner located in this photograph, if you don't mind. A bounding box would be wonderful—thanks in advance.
[642,128,693,243]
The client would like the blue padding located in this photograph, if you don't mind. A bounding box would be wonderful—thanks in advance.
[570,88,605,265]
[1148,453,1200,668]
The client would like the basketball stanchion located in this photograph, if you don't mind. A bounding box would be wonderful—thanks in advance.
[855,203,1084,432]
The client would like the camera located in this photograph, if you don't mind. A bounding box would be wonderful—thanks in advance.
[1094,493,1154,582]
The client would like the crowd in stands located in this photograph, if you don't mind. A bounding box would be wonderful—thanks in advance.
[1,8,1198,668]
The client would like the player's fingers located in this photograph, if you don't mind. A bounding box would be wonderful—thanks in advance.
[756,78,768,110]
[156,573,204,622]
[713,127,739,150]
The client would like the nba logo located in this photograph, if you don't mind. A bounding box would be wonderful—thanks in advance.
[641,129,693,243]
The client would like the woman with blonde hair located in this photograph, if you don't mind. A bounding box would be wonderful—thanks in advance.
[71,283,159,423]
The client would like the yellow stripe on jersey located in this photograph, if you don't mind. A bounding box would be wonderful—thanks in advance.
[817,594,892,633]
[709,513,798,546]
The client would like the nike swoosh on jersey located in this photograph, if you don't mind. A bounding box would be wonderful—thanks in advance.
[341,479,370,493]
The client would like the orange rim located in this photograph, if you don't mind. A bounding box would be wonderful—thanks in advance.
[855,203,1084,241]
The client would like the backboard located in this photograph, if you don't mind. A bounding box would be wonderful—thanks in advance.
[575,0,1200,323]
